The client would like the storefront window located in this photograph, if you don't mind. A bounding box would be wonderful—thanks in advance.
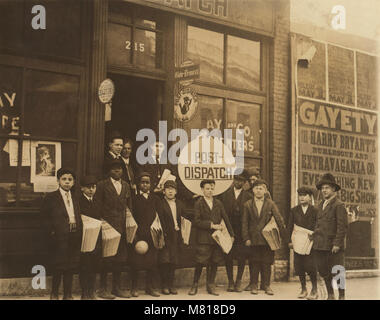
[226,100,261,157]
[226,36,260,91]
[0,65,80,208]
[183,95,223,135]
[187,26,224,84]
[24,70,79,139]
[107,3,164,69]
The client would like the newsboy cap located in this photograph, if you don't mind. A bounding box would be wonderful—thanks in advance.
[252,179,268,189]
[297,186,314,196]
[234,169,249,181]
[106,159,123,172]
[164,180,177,189]
[57,167,76,180]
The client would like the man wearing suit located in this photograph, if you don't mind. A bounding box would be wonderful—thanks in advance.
[41,168,82,300]
[242,179,286,296]
[103,133,124,178]
[220,170,252,292]
[313,173,348,300]
[158,180,186,295]
[79,175,101,300]
[287,186,318,300]
[94,160,132,299]
[121,138,137,195]
[188,179,235,296]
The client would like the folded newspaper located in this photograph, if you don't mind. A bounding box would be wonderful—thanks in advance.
[150,213,165,249]
[81,215,102,253]
[125,207,138,244]
[157,169,176,189]
[212,219,233,254]
[291,224,314,255]
[262,216,281,250]
[101,221,121,257]
[181,216,192,245]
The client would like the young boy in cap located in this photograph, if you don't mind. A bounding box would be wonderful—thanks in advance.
[189,179,235,296]
[41,168,82,300]
[79,175,101,300]
[94,160,132,299]
[129,172,163,297]
[313,173,348,300]
[242,179,285,295]
[220,170,252,292]
[288,186,318,299]
[158,180,186,295]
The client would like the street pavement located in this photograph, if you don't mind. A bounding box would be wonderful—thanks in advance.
[2,277,380,300]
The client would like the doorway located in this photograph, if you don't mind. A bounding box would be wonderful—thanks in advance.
[105,74,163,148]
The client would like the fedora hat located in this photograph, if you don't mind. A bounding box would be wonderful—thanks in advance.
[316,173,341,191]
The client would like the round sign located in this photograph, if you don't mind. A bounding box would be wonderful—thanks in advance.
[174,86,198,122]
[178,131,237,196]
[98,78,115,104]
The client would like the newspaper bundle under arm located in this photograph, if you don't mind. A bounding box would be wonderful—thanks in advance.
[101,221,121,257]
[181,216,192,245]
[157,169,176,190]
[212,219,233,254]
[150,213,165,249]
[81,214,102,252]
[291,224,314,255]
[262,216,281,251]
[125,207,138,244]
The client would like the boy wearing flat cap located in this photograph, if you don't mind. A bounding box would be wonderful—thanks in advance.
[157,180,186,295]
[189,179,235,296]
[242,179,285,296]
[220,170,253,292]
[94,160,132,299]
[79,175,101,300]
[41,168,82,300]
[313,173,348,300]
[287,186,318,299]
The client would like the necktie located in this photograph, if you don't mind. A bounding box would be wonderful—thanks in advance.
[65,192,71,207]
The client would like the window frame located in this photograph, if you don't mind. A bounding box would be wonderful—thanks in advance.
[186,19,270,180]
[0,54,85,210]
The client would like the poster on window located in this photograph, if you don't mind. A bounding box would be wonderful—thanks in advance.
[30,141,61,191]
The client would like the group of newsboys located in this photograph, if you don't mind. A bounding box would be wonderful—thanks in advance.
[42,137,348,301]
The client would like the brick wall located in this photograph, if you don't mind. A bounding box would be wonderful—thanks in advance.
[270,0,291,264]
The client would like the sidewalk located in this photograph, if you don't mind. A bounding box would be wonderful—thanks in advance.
[2,277,379,300]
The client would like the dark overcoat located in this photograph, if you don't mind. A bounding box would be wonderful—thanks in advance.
[129,192,164,270]
[41,190,82,270]
[94,178,131,263]
[287,204,318,275]
[157,198,185,265]
[313,197,348,251]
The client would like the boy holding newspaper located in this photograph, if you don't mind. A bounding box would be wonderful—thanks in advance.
[287,187,318,300]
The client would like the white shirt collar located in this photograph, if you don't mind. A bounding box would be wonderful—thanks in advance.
[109,151,120,159]
[59,187,71,198]
[83,193,93,201]
[122,156,129,164]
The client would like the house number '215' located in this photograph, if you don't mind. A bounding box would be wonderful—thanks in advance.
[126,41,145,52]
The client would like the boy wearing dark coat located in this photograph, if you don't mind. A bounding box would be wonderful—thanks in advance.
[79,175,102,300]
[313,173,348,300]
[158,180,185,295]
[129,172,164,297]
[287,186,318,299]
[94,160,132,299]
[242,179,286,296]
[41,168,82,300]
[188,179,235,296]
[220,171,252,292]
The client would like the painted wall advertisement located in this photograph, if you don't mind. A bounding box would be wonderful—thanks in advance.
[298,99,377,223]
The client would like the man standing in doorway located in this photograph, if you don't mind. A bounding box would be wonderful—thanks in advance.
[313,173,348,300]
